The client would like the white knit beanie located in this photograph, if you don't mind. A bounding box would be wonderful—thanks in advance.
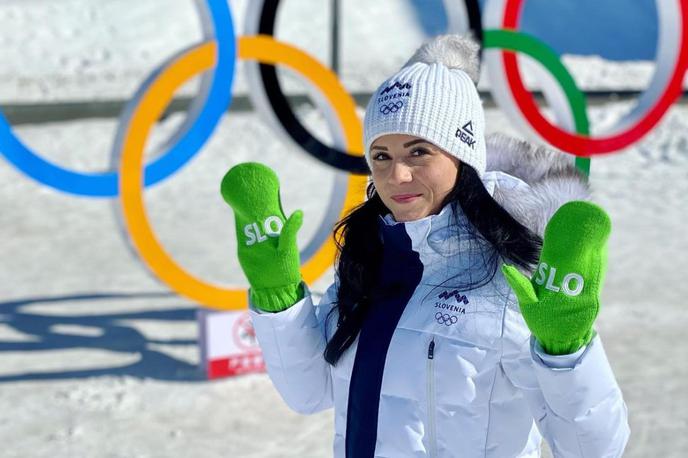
[363,34,486,177]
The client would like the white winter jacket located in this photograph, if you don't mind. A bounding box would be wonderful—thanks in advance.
[249,134,630,457]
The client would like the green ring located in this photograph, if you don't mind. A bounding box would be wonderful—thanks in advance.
[483,29,591,177]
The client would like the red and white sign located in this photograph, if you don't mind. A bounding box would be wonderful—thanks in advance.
[198,308,265,379]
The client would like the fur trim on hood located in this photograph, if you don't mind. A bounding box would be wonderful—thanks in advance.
[485,133,591,237]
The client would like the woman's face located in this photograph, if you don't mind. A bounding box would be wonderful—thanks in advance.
[370,134,460,222]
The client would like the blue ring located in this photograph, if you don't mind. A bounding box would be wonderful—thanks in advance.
[0,0,235,197]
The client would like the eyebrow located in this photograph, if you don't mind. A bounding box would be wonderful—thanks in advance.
[371,139,430,151]
[403,139,428,148]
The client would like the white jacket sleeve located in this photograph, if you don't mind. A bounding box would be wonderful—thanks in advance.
[500,302,631,457]
[249,280,338,415]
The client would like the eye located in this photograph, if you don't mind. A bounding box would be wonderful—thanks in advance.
[372,151,390,161]
[410,148,430,157]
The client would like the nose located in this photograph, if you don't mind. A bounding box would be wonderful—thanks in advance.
[389,160,413,185]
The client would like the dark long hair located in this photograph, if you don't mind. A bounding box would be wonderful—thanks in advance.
[323,164,543,365]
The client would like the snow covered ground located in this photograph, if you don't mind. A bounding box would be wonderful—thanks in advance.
[1,1,687,457]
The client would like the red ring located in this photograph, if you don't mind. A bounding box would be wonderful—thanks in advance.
[502,0,688,156]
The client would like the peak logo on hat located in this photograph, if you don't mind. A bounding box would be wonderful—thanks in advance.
[455,120,476,149]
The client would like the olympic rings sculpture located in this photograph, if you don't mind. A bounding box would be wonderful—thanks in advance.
[0,0,684,310]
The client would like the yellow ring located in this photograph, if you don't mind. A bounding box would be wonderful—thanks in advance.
[119,35,367,310]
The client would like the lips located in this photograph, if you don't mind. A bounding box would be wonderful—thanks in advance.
[391,194,421,203]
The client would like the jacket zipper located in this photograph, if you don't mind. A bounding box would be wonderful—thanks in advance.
[426,338,438,458]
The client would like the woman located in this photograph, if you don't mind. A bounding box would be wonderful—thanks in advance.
[221,35,630,457]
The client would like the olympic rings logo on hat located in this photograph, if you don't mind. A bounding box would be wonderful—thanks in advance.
[379,101,404,115]
[435,312,459,326]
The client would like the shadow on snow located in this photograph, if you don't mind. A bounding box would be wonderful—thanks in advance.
[0,292,206,382]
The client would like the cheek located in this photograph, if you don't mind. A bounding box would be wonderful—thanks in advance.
[424,167,457,195]
[371,173,382,191]
[371,174,390,199]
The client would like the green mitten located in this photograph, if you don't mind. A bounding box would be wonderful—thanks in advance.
[501,201,611,355]
[220,162,305,312]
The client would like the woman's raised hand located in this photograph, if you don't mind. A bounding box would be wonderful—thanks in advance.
[501,201,612,355]
[220,162,305,312]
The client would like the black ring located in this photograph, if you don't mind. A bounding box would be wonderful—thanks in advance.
[257,0,483,174]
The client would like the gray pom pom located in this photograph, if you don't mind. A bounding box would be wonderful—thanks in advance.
[404,34,480,84]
